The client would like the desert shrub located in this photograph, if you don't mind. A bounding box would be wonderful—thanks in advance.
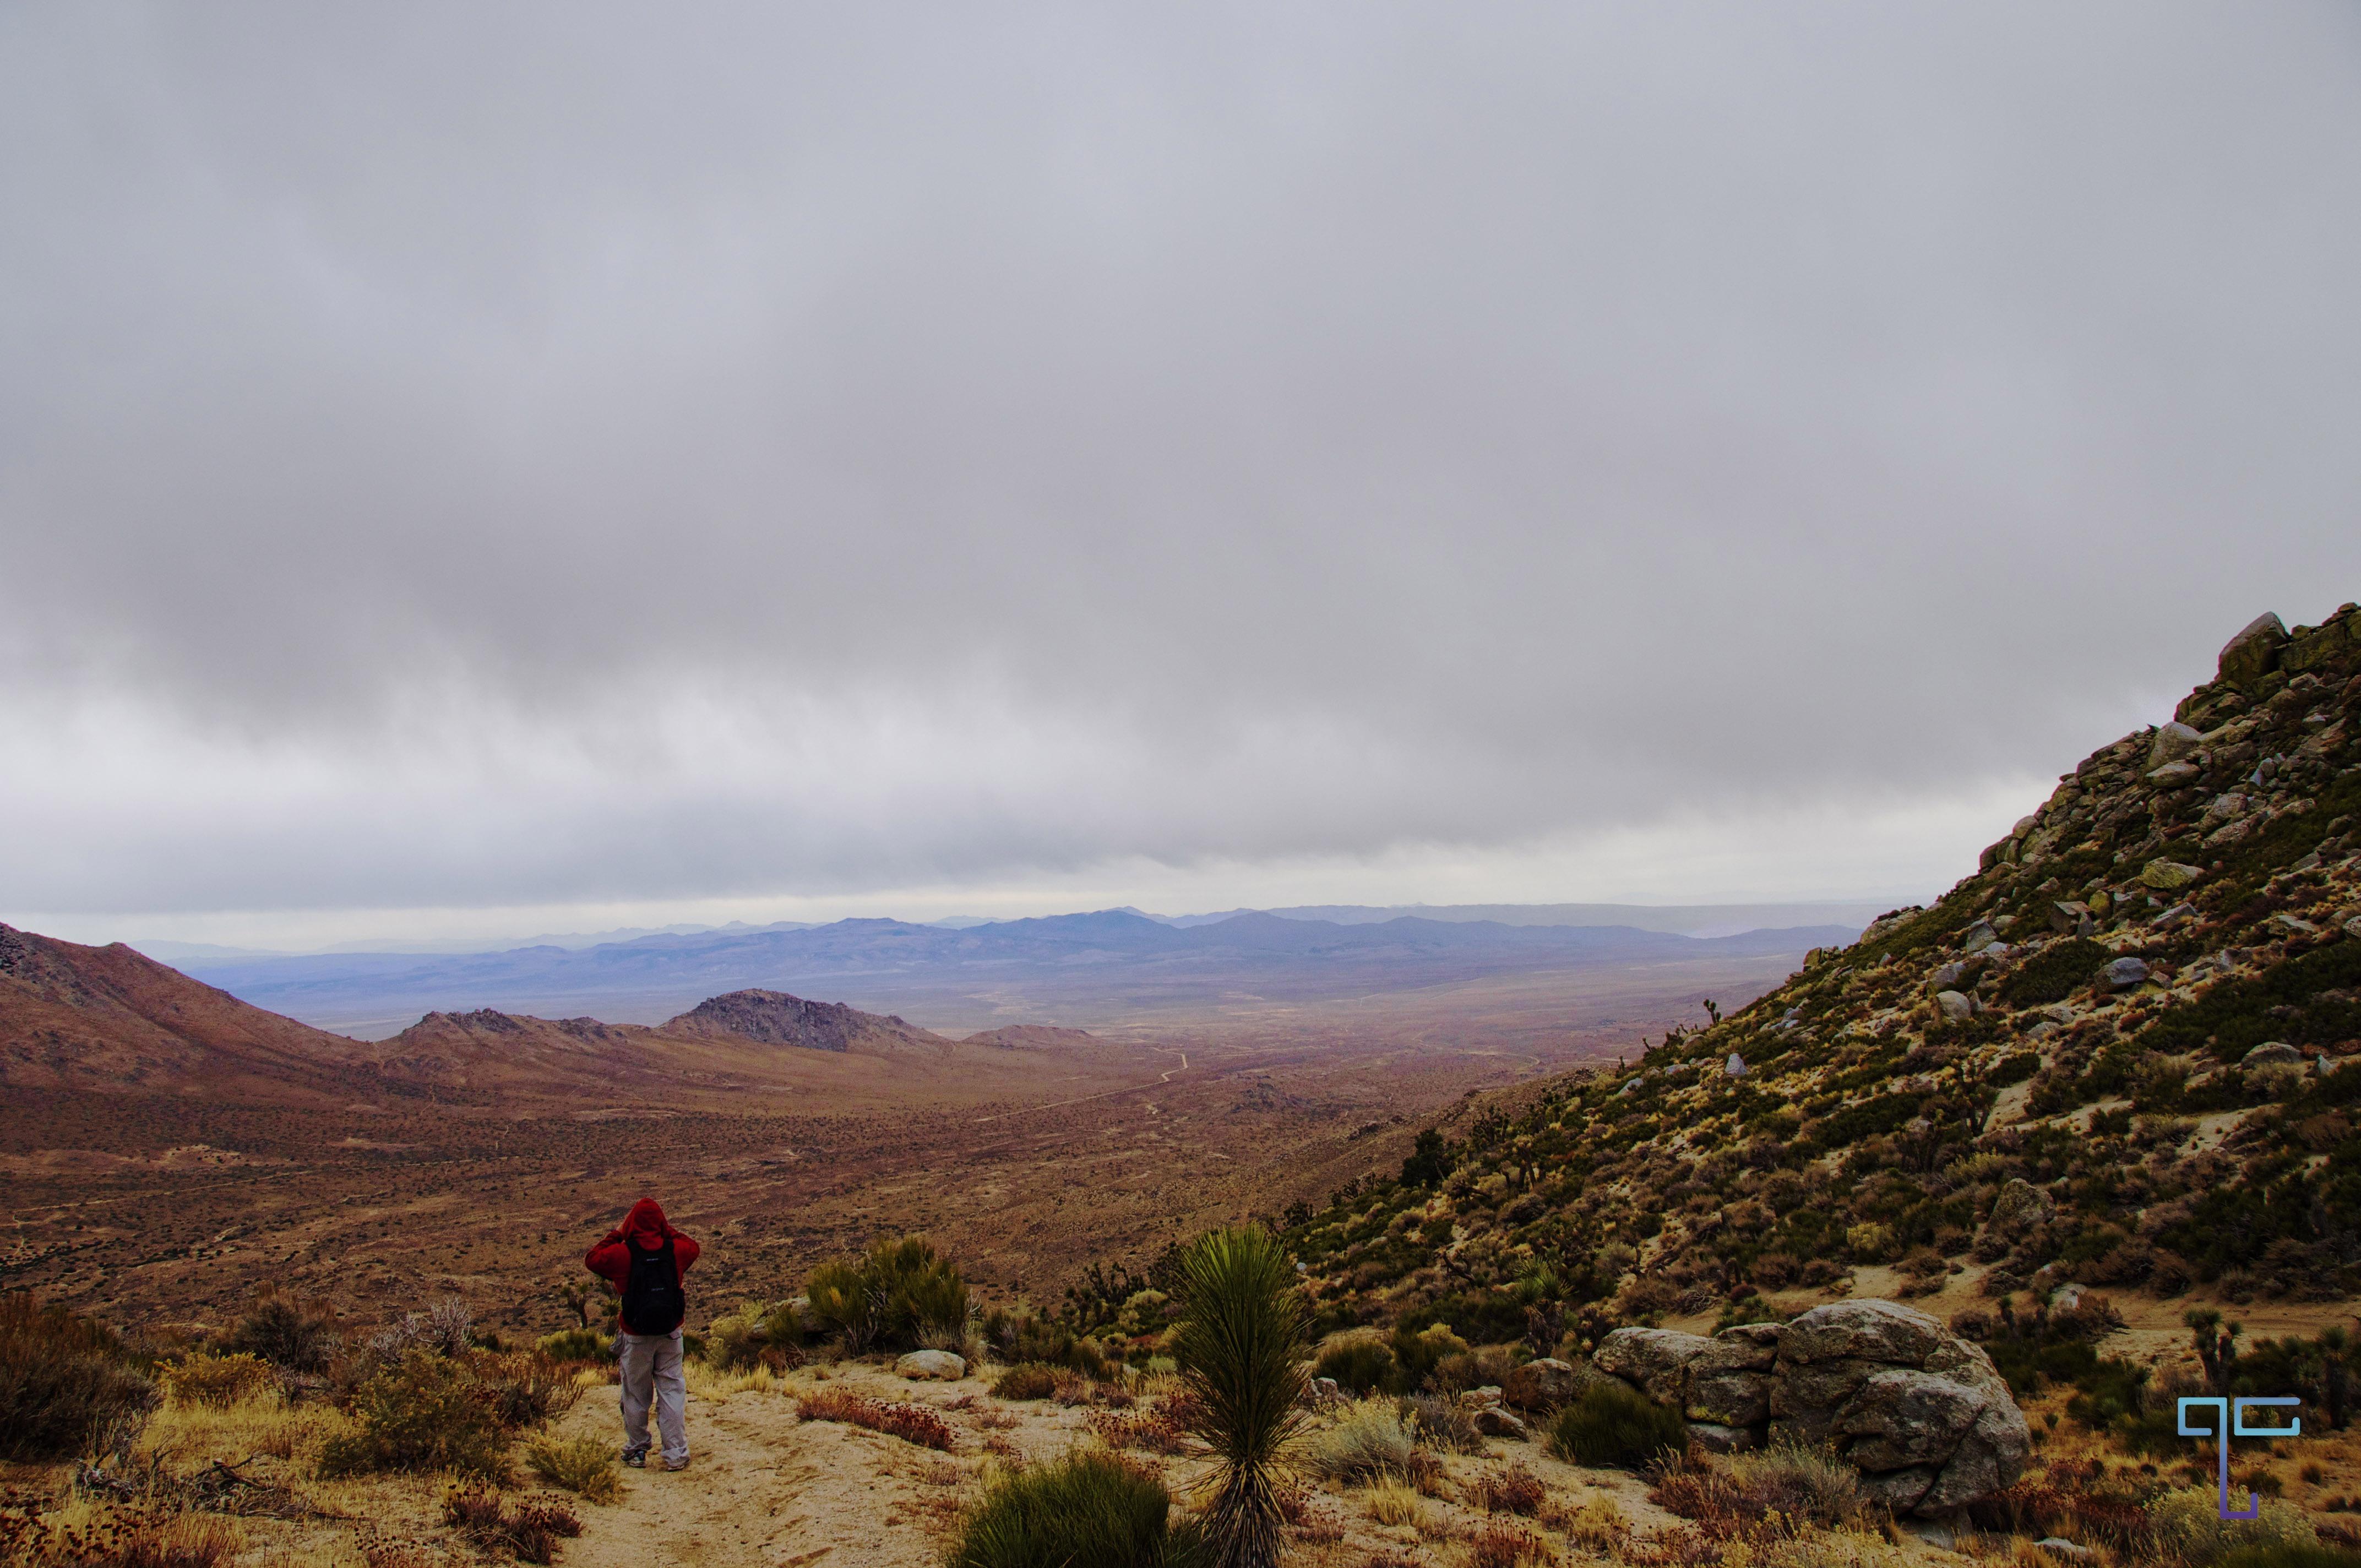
[1466,1461,1547,1516]
[318,1351,509,1479]
[704,1300,803,1371]
[803,1235,969,1353]
[2150,1485,2316,1566]
[1427,1344,1520,1396]
[363,1297,474,1363]
[795,1387,955,1450]
[443,1481,581,1565]
[157,1353,276,1409]
[1303,1397,1422,1484]
[474,1351,579,1429]
[220,1290,342,1373]
[0,1293,158,1461]
[991,1363,1060,1401]
[946,1448,1198,1568]
[1388,1322,1467,1395]
[1652,1443,1868,1540]
[1314,1336,1397,1397]
[2000,938,2110,1008]
[534,1327,612,1363]
[1547,1381,1688,1469]
[523,1433,622,1504]
[1169,1226,1308,1568]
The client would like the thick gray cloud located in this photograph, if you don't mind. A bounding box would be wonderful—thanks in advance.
[4,3,2359,931]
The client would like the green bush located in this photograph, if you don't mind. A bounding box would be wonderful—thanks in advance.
[706,1300,802,1370]
[1313,1337,1397,1397]
[524,1433,623,1504]
[946,1449,1201,1568]
[1999,938,2110,1008]
[1547,1380,1689,1469]
[0,1292,157,1461]
[991,1363,1062,1400]
[804,1234,970,1353]
[221,1289,343,1373]
[319,1350,511,1479]
[535,1327,613,1362]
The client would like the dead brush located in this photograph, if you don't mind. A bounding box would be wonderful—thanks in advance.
[795,1387,956,1451]
[1541,1491,1630,1555]
[522,1433,622,1505]
[1464,1461,1547,1517]
[1,1502,244,1568]
[1466,1516,1558,1568]
[1650,1443,1871,1544]
[1085,1406,1188,1455]
[441,1481,580,1565]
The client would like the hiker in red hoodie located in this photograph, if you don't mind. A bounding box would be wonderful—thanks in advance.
[585,1198,700,1470]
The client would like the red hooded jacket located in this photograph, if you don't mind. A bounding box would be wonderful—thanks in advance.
[585,1198,701,1333]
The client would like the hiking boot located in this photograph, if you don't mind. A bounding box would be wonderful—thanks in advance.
[662,1455,690,1472]
[622,1447,648,1468]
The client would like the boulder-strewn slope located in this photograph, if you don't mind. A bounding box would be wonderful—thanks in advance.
[1288,603,2361,1336]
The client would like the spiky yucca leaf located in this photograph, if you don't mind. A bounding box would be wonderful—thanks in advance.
[1169,1226,1308,1568]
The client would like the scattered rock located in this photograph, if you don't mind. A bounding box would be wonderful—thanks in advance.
[1725,1053,1747,1077]
[2219,611,2291,688]
[895,1349,966,1380]
[2048,900,2091,934]
[2242,1042,2302,1066]
[1503,1357,1600,1413]
[1474,1406,1528,1439]
[1988,1178,2054,1229]
[1686,1421,1758,1454]
[2036,1539,2094,1558]
[1930,962,1970,990]
[2152,903,2195,930]
[1960,920,2001,953]
[2102,957,2149,989]
[2141,859,2206,891]
[2147,760,2199,784]
[1935,991,1975,1021]
[2149,722,2205,767]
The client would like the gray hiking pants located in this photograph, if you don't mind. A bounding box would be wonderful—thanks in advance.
[618,1329,687,1463]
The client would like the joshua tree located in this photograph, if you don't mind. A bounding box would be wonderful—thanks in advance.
[2187,1306,2243,1397]
[1702,998,1721,1026]
[1170,1226,1309,1568]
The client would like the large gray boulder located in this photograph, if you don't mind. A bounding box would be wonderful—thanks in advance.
[1503,1357,1606,1413]
[2218,612,2289,688]
[895,1349,967,1380]
[1591,1300,2027,1518]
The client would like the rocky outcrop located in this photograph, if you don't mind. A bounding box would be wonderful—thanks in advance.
[1591,1300,2027,1517]
[895,1349,966,1380]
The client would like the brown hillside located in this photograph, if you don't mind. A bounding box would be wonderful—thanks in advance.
[0,923,368,1097]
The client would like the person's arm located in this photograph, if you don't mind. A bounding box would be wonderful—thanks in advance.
[671,1232,701,1274]
[584,1231,629,1291]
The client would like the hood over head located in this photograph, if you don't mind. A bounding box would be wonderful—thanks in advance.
[623,1197,672,1245]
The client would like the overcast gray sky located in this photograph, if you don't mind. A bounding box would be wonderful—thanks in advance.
[5,2,2359,949]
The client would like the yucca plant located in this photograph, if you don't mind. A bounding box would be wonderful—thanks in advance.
[1169,1226,1308,1568]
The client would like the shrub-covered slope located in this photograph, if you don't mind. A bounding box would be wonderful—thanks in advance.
[1287,603,2361,1342]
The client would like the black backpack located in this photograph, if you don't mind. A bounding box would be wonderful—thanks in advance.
[622,1235,685,1335]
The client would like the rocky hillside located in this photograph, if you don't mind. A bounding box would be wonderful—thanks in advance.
[0,922,372,1097]
[663,987,950,1054]
[1286,602,2361,1340]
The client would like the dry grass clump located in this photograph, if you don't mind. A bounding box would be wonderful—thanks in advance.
[683,1361,786,1402]
[138,1389,348,1469]
[523,1433,623,1505]
[442,1481,581,1566]
[2148,1485,2318,1566]
[0,1501,244,1567]
[1362,1477,1429,1528]
[158,1353,278,1411]
[1405,1392,1488,1455]
[1304,1397,1427,1485]
[1650,1442,1869,1539]
[1541,1491,1630,1555]
[795,1387,956,1451]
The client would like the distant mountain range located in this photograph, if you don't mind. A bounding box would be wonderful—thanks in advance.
[168,908,1868,1038]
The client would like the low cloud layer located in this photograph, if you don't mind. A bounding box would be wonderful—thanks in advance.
[4,4,2359,942]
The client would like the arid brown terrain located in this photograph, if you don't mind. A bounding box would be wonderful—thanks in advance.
[1,922,1808,1339]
